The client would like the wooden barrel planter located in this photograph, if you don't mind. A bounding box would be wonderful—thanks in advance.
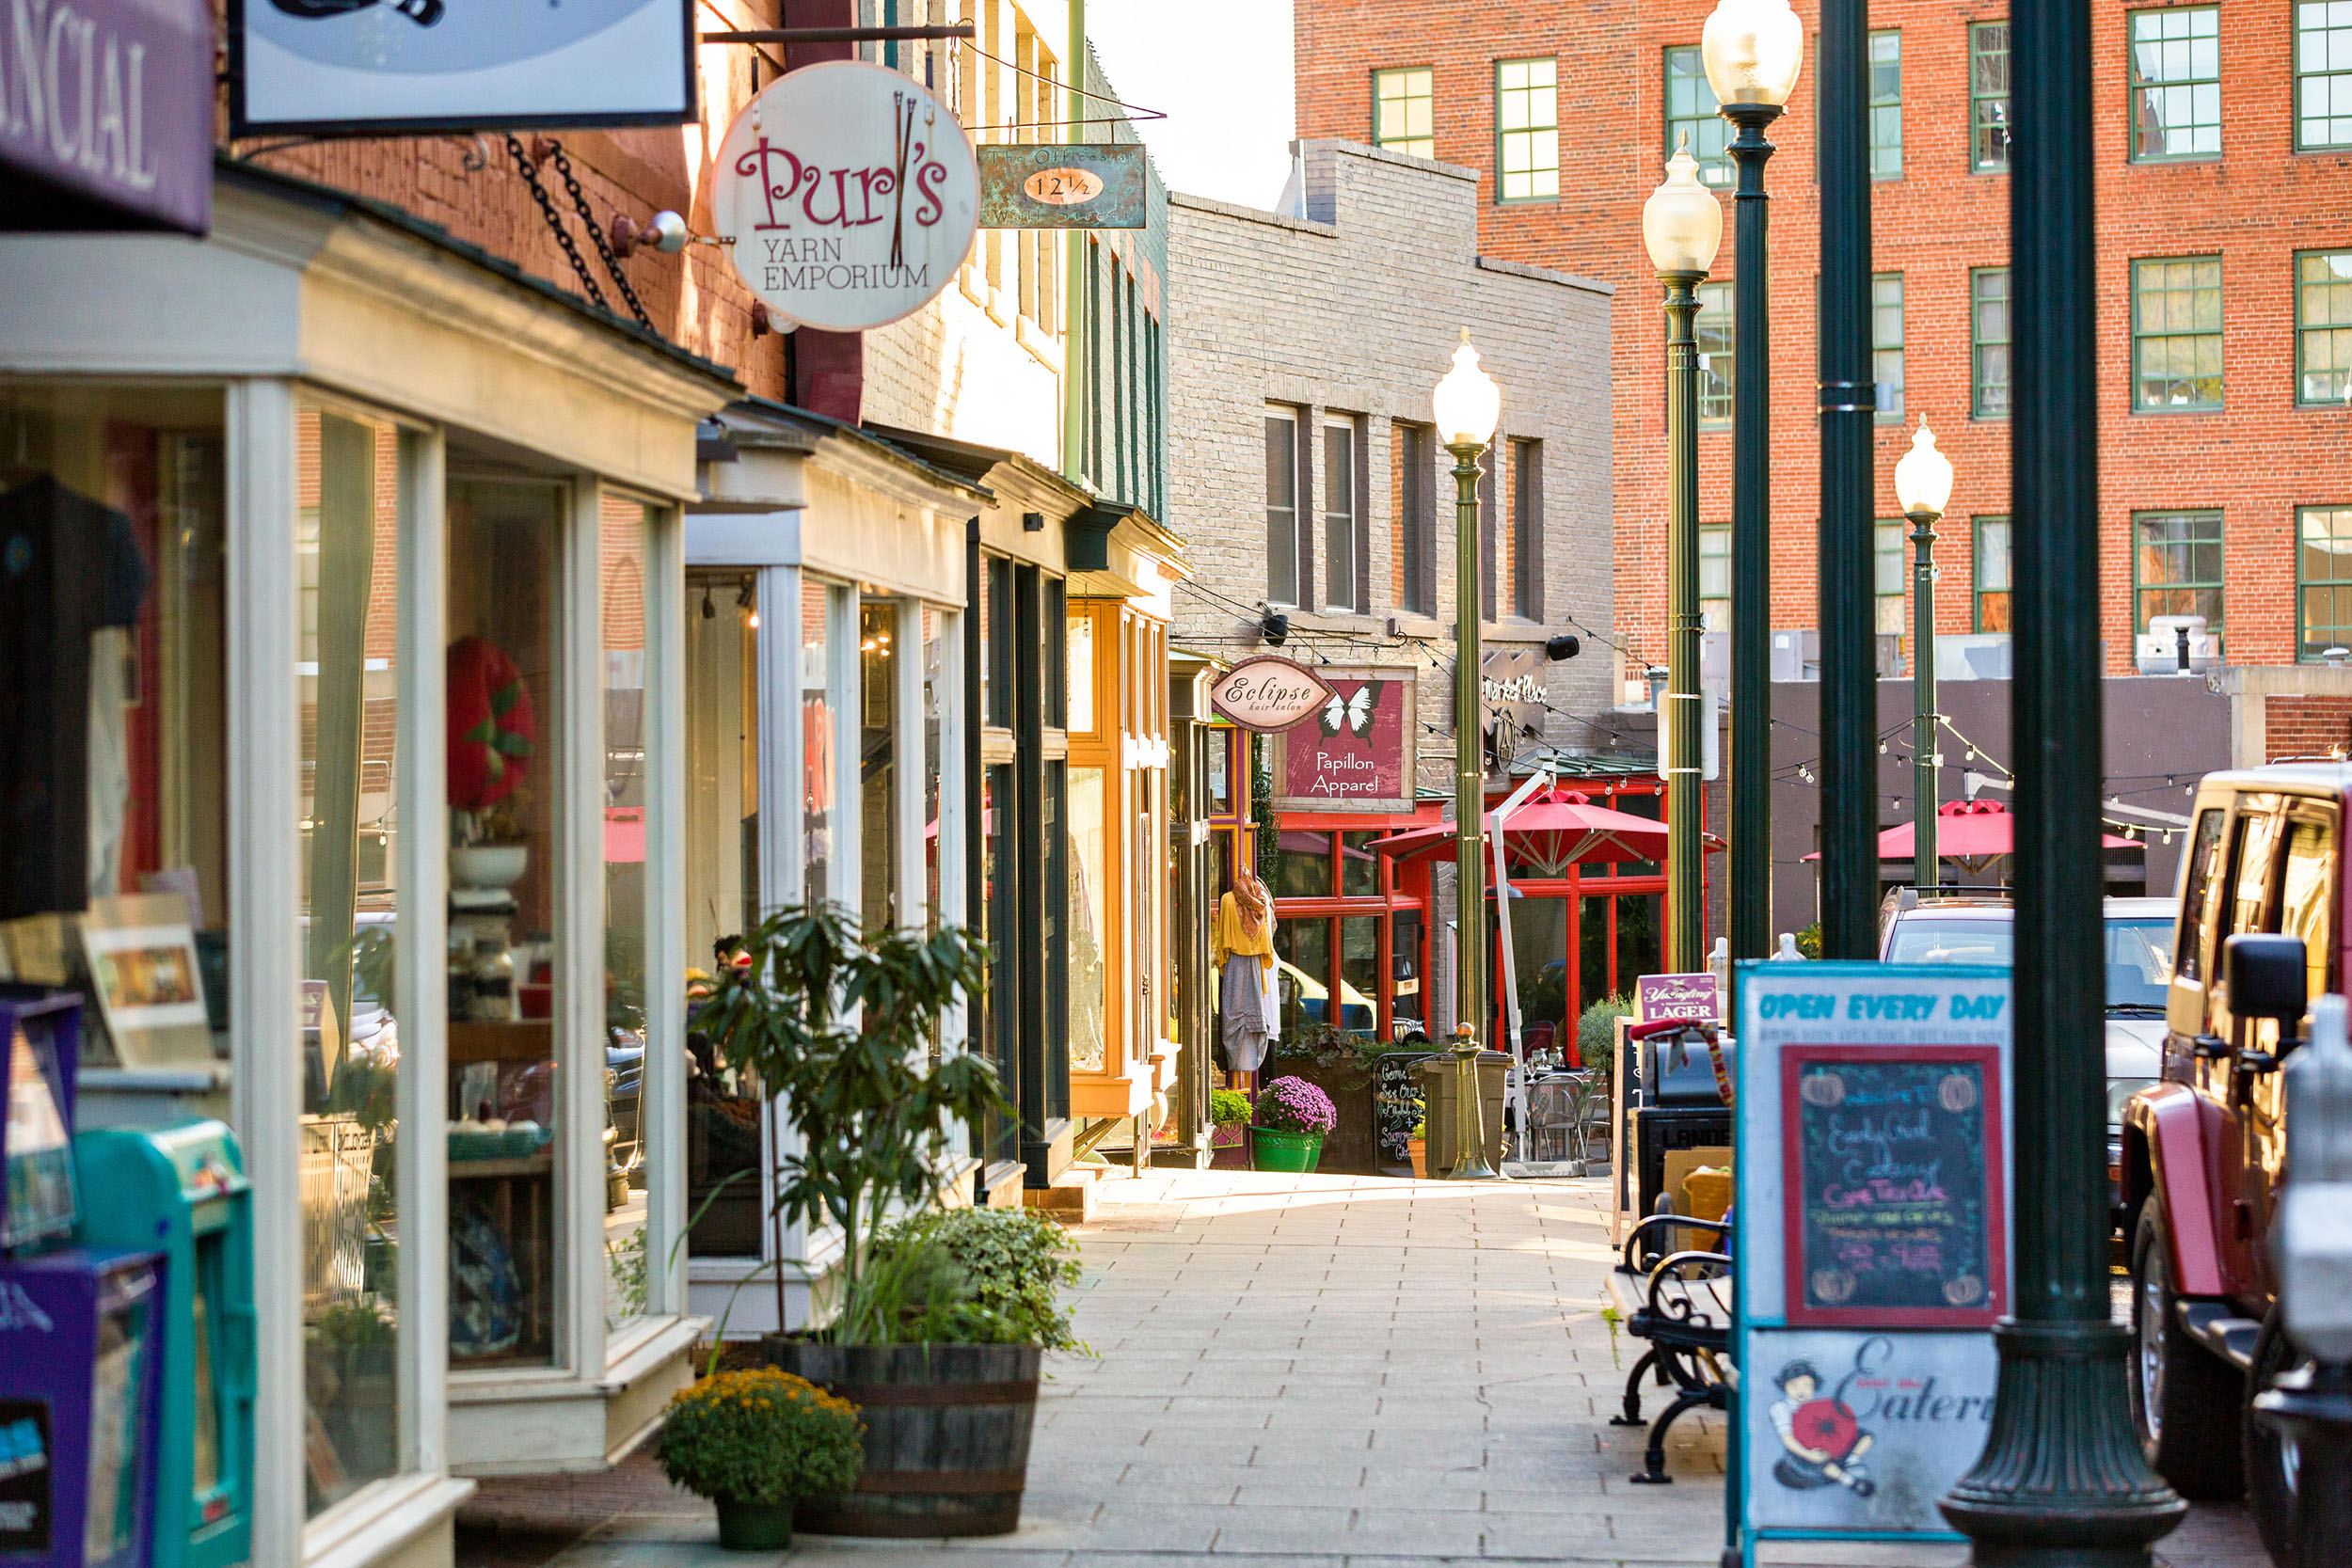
[759,1341,1041,1537]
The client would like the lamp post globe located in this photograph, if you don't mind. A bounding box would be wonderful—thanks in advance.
[1435,329,1501,1180]
[1645,141,1720,975]
[1895,419,1953,896]
[1701,0,1804,106]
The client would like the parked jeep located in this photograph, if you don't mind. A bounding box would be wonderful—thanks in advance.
[2121,766,2343,1559]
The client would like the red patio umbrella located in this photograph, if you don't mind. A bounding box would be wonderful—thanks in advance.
[1365,787,1708,877]
[1801,799,2136,873]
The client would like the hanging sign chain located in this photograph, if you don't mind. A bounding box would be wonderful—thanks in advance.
[506,135,612,314]
[545,140,655,330]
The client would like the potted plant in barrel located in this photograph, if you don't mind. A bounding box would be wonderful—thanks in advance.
[1408,1116,1428,1179]
[698,903,1073,1538]
[1250,1075,1337,1173]
[656,1367,863,1549]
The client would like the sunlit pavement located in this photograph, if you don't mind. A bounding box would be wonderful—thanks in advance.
[459,1170,2269,1568]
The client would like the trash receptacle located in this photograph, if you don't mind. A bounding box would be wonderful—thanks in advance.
[1417,1052,1509,1175]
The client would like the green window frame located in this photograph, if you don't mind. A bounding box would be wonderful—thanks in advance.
[1971,267,2011,420]
[2297,249,2352,406]
[1873,273,1905,422]
[1875,519,1907,636]
[2299,505,2352,658]
[1696,280,1734,429]
[1663,46,1734,188]
[1374,66,1436,158]
[2129,7,2222,162]
[1700,524,1730,633]
[1970,22,2011,170]
[1974,515,2011,633]
[2296,1,2352,150]
[2132,256,2224,411]
[2132,509,2224,635]
[1869,30,1903,179]
[1496,57,1559,201]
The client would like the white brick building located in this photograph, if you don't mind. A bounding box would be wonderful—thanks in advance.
[1167,138,1618,794]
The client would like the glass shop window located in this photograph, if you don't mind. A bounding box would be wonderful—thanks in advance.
[1067,607,1095,735]
[601,497,655,1333]
[445,477,564,1369]
[1274,917,1331,1040]
[1205,728,1234,817]
[923,606,945,935]
[0,385,230,1037]
[860,596,898,937]
[682,569,760,1258]
[296,405,408,1511]
[1272,830,1334,899]
[1067,766,1110,1073]
[803,578,837,906]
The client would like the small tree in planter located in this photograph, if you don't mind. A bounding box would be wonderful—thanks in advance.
[1250,1076,1338,1173]
[657,1368,863,1550]
[696,904,1063,1539]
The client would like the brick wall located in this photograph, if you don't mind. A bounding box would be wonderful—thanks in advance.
[1165,140,1616,791]
[2265,694,2352,760]
[1295,0,2352,683]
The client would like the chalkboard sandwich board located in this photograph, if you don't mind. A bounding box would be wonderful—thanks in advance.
[1778,1043,2008,1329]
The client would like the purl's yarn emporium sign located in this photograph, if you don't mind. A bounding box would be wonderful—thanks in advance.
[713,61,979,332]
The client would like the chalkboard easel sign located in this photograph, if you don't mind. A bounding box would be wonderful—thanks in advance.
[1778,1043,2009,1329]
[1373,1052,1437,1168]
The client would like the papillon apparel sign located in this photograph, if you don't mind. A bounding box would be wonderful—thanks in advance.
[713,61,980,333]
[1726,961,2014,1566]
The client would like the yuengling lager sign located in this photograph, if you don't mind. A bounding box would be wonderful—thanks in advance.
[712,61,979,332]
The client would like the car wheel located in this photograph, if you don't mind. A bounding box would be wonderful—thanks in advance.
[2128,1201,2246,1498]
[2247,1307,2311,1568]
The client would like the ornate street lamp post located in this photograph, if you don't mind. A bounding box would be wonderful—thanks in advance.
[1894,420,1953,893]
[1703,0,1803,964]
[1643,138,1723,974]
[1434,333,1502,1180]
[1939,0,2185,1558]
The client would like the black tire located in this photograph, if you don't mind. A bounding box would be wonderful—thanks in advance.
[2246,1307,2309,1568]
[2128,1201,2246,1499]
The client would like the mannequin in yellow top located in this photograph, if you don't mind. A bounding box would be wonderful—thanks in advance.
[1214,864,1279,1076]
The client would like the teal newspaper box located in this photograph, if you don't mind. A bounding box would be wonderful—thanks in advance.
[1729,962,2012,1564]
[72,1123,252,1568]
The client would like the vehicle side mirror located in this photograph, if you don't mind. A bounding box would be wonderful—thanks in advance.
[2226,933,2309,1025]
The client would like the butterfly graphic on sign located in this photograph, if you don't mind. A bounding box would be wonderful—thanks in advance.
[1320,682,1381,737]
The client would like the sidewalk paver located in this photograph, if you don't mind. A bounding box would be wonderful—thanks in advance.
[458,1169,2268,1568]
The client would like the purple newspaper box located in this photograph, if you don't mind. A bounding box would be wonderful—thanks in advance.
[0,1249,164,1568]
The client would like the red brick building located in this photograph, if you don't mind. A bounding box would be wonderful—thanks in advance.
[1296,0,2352,683]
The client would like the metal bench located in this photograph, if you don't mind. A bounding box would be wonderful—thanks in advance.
[1605,1212,1732,1485]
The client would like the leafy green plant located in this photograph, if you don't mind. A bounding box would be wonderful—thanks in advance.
[1577,994,1633,1084]
[867,1207,1088,1354]
[657,1368,863,1504]
[832,1232,1014,1346]
[310,1299,395,1353]
[1209,1088,1253,1126]
[694,904,1006,1323]
[1794,923,1823,959]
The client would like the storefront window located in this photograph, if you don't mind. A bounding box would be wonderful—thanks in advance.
[923,608,945,934]
[1580,895,1612,1006]
[1272,830,1333,898]
[860,597,898,936]
[981,765,1018,1163]
[682,570,759,1258]
[1340,915,1379,1037]
[1067,608,1094,733]
[446,478,563,1369]
[0,383,229,1000]
[1275,918,1330,1039]
[296,406,406,1513]
[601,498,653,1332]
[1506,896,1571,1054]
[1340,831,1381,896]
[1206,729,1234,816]
[1067,767,1109,1073]
[803,578,834,905]
[1391,910,1425,1031]
[983,558,1012,728]
[1617,893,1663,982]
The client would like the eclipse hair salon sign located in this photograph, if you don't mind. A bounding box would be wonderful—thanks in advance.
[713,61,980,333]
[230,0,696,135]
[1,0,213,233]
[1209,655,1334,734]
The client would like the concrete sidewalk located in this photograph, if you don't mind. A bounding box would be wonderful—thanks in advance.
[458,1170,2266,1568]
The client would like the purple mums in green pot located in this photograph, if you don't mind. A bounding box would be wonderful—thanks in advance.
[1251,1076,1337,1172]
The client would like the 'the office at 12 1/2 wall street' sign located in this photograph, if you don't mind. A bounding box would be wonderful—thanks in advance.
[713,62,979,333]
[1209,656,1333,734]
[230,0,695,135]
[1275,672,1415,814]
[976,143,1148,229]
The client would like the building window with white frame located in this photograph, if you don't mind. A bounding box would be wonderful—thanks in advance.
[1374,66,1436,156]
[1323,416,1362,612]
[1496,57,1560,200]
[1266,406,1302,606]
